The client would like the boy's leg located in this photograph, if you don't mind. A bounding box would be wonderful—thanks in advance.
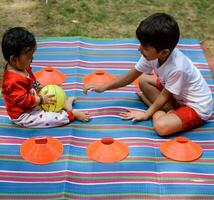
[138,74,175,111]
[137,92,152,106]
[138,74,158,106]
[152,106,204,136]
[153,111,183,136]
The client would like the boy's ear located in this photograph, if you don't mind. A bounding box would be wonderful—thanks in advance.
[161,49,170,57]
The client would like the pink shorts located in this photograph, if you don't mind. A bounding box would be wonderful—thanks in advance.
[156,79,204,131]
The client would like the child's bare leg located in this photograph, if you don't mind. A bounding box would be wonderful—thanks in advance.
[137,92,152,106]
[138,74,174,111]
[138,74,159,102]
[152,111,183,136]
[64,97,77,111]
[152,110,166,121]
[64,97,89,122]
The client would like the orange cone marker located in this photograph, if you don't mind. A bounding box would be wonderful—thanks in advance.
[87,137,129,163]
[133,79,139,88]
[20,136,63,164]
[160,137,202,162]
[34,66,67,86]
[83,70,116,85]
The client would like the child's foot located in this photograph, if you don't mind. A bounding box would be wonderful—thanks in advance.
[73,110,90,122]
[136,92,152,106]
[65,96,78,110]
[136,91,144,101]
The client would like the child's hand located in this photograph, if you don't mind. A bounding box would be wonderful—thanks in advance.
[40,90,56,105]
[83,84,105,94]
[30,88,37,96]
[119,109,149,122]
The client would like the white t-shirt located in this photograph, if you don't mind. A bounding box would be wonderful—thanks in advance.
[135,48,213,121]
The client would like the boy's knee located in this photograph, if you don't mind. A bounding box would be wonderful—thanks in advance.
[138,75,150,90]
[153,120,170,136]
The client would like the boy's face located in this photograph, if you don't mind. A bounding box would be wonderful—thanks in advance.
[138,44,160,61]
[138,44,169,63]
[10,47,36,71]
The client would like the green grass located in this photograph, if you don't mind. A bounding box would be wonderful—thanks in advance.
[38,0,214,40]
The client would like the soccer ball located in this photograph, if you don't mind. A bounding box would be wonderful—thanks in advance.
[39,85,66,112]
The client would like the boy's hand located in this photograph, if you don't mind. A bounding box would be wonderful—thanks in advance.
[119,109,149,122]
[83,84,105,94]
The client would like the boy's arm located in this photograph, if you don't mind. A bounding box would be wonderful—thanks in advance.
[83,68,142,94]
[144,88,172,119]
[120,88,172,121]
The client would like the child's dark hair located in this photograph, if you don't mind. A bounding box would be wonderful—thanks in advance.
[136,13,180,52]
[1,27,36,62]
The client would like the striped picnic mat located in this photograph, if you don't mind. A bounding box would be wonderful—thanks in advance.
[0,37,213,199]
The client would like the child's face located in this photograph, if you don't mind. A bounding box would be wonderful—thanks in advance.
[138,44,170,64]
[138,44,160,61]
[10,47,35,71]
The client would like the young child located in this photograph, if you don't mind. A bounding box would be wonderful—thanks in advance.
[1,27,89,128]
[84,13,213,136]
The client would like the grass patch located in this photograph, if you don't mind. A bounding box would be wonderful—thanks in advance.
[0,0,214,71]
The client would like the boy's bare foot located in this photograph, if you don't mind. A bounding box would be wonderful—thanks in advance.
[136,91,144,101]
[136,92,152,106]
[65,96,78,110]
[73,110,90,122]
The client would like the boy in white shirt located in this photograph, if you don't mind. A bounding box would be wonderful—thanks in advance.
[83,13,213,136]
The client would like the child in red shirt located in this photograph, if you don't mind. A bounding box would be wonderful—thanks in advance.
[1,27,89,128]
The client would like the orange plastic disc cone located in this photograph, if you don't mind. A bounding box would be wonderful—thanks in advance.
[160,137,202,162]
[133,78,139,88]
[87,138,129,163]
[83,70,116,85]
[20,136,63,164]
[34,66,67,86]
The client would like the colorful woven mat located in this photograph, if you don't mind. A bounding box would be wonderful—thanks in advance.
[0,37,213,199]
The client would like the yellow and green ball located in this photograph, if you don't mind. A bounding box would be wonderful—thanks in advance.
[39,85,66,112]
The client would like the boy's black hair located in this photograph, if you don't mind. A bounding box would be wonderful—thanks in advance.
[136,13,180,52]
[1,27,36,62]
